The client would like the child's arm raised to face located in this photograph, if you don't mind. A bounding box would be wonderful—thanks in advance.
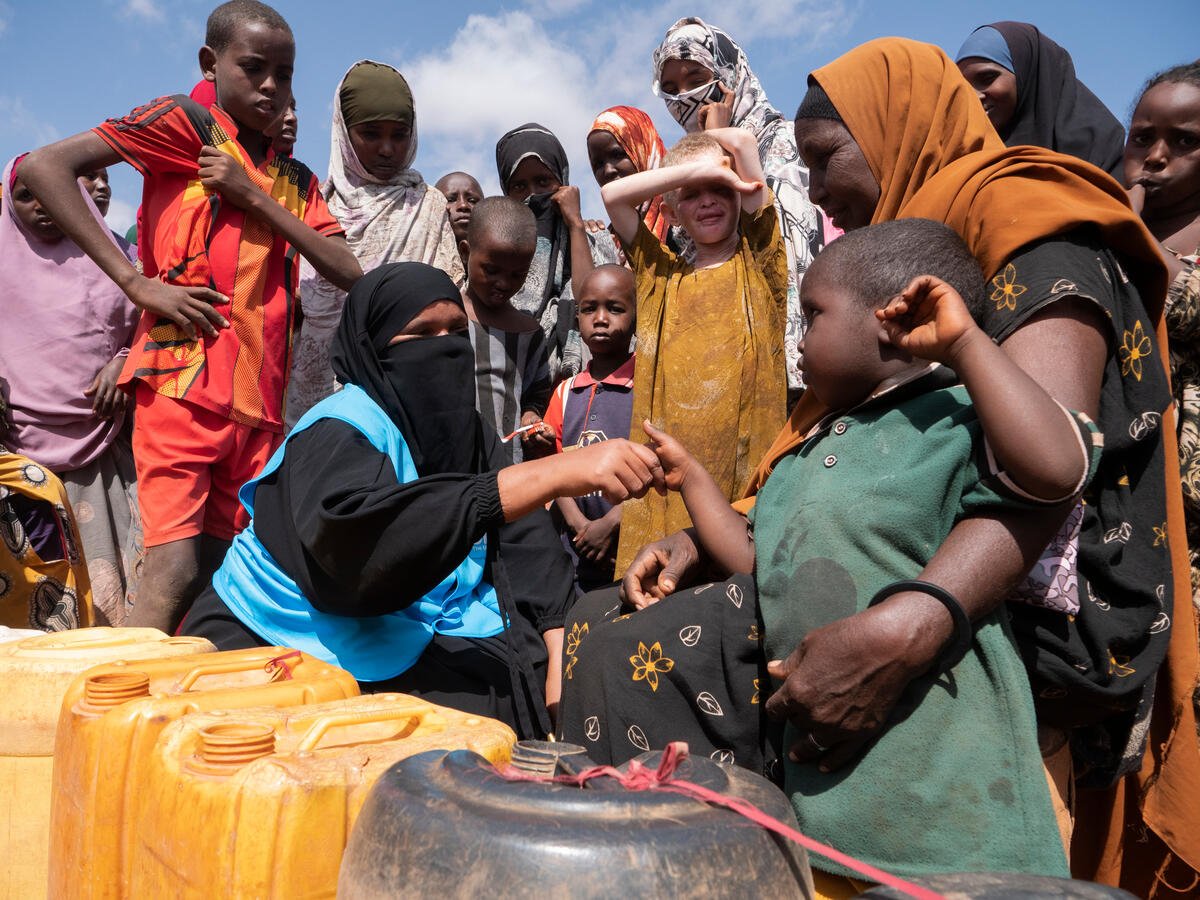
[642,420,755,576]
[196,147,362,291]
[20,134,229,341]
[704,128,767,213]
[601,160,762,247]
[879,275,1095,502]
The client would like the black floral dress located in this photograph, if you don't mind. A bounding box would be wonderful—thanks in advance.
[981,229,1175,785]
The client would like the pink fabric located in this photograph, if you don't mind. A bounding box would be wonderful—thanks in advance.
[0,155,139,472]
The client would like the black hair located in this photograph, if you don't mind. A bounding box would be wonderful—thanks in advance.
[466,196,537,250]
[807,219,987,319]
[1131,61,1200,117]
[205,0,292,52]
[794,77,843,122]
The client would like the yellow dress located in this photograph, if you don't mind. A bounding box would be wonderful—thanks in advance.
[0,448,93,630]
[615,195,788,572]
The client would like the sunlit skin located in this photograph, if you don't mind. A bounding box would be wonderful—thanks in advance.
[387,299,469,344]
[9,175,64,242]
[957,58,1019,133]
[504,156,561,202]
[198,20,295,163]
[587,130,637,187]
[78,167,111,217]
[348,119,413,181]
[1125,82,1200,230]
[435,172,484,243]
[794,117,881,232]
[664,175,740,248]
[658,58,715,96]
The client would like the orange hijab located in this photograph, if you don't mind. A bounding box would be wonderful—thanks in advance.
[589,106,670,243]
[740,38,1200,894]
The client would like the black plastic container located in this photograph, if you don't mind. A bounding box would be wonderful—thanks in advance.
[859,872,1139,899]
[339,745,814,899]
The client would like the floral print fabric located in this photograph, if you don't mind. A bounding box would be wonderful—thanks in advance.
[979,230,1174,785]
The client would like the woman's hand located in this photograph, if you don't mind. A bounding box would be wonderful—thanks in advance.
[619,528,704,610]
[699,83,735,130]
[84,355,127,418]
[198,146,263,211]
[876,274,982,365]
[550,185,586,229]
[641,420,695,493]
[764,596,947,772]
[565,439,664,504]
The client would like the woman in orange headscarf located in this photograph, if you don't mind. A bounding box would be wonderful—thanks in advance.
[586,105,671,246]
[621,38,1199,898]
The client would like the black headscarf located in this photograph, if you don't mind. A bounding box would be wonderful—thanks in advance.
[494,124,577,361]
[960,22,1126,178]
[330,262,483,477]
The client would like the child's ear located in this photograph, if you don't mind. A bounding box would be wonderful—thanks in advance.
[198,46,218,82]
[661,202,678,227]
[457,238,470,262]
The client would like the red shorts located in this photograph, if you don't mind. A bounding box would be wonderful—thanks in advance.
[132,385,280,546]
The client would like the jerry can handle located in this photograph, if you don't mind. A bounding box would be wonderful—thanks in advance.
[175,650,301,691]
[295,702,434,753]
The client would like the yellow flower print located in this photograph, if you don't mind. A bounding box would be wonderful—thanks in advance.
[565,621,589,656]
[1108,653,1136,677]
[564,621,588,681]
[630,641,675,692]
[751,678,761,705]
[1153,522,1168,548]
[990,264,1027,312]
[1119,321,1151,381]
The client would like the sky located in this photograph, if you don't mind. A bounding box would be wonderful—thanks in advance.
[1,0,1194,236]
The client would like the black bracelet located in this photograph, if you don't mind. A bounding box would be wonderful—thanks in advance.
[868,580,973,677]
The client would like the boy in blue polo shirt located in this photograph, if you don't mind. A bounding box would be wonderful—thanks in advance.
[543,264,636,591]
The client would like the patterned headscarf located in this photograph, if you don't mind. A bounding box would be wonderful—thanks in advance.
[589,106,669,243]
[652,17,782,137]
[651,16,823,392]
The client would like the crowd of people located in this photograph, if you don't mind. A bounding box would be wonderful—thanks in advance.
[3,1,1199,896]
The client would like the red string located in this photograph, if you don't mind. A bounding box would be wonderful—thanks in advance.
[264,649,303,681]
[497,742,945,900]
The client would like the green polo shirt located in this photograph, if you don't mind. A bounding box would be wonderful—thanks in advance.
[750,366,1099,878]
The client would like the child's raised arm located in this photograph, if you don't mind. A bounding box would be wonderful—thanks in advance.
[705,128,767,213]
[642,420,755,578]
[21,134,229,340]
[601,160,761,247]
[879,275,1095,502]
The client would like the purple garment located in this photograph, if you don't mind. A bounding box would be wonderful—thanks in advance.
[0,156,139,472]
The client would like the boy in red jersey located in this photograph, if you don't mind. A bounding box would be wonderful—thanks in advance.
[20,1,362,630]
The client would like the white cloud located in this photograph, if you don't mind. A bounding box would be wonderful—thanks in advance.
[105,198,136,237]
[124,0,164,22]
[0,96,61,149]
[394,1,858,219]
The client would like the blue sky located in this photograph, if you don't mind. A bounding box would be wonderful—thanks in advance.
[1,0,1193,235]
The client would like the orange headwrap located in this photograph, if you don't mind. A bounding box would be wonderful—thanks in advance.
[589,106,670,243]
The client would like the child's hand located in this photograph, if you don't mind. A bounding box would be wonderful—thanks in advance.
[573,511,619,562]
[695,160,763,198]
[519,412,556,458]
[1127,183,1146,216]
[876,275,981,365]
[197,146,263,210]
[698,84,735,131]
[84,356,127,418]
[641,420,695,493]
[127,278,229,341]
[550,185,585,229]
